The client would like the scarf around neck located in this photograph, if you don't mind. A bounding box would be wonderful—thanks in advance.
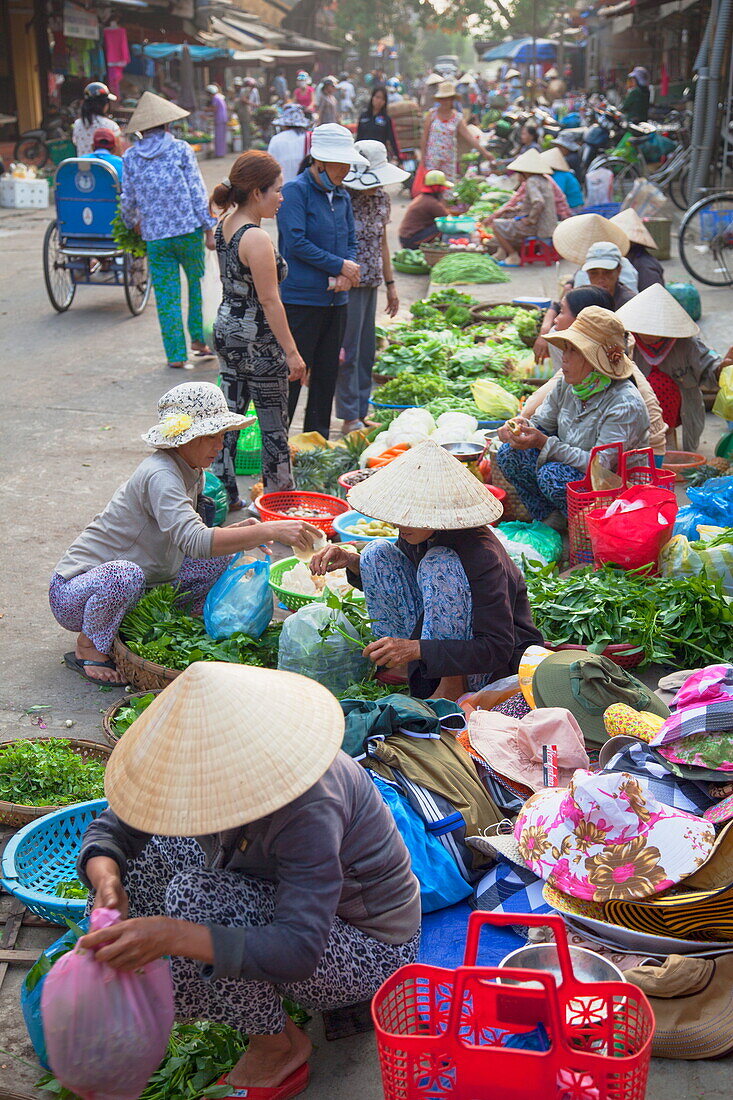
[572,371,612,401]
[635,334,677,366]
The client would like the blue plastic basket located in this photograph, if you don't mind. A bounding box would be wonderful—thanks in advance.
[1,799,108,924]
[332,510,399,542]
[699,207,733,242]
[580,202,622,217]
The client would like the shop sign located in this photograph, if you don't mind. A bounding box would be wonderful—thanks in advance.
[63,2,100,40]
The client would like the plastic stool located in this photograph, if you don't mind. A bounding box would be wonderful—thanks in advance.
[520,238,560,266]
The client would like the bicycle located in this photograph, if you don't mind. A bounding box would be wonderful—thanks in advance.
[678,189,733,286]
[591,128,691,209]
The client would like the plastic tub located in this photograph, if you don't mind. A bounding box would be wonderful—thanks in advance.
[332,510,398,543]
[662,450,706,482]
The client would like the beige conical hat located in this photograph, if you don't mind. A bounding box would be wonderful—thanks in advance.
[615,283,700,338]
[553,213,630,264]
[104,663,344,835]
[538,147,570,173]
[126,91,190,134]
[506,148,548,175]
[610,208,658,250]
[347,438,503,529]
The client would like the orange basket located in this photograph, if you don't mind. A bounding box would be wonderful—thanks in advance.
[661,450,706,483]
[255,491,349,537]
[373,913,654,1100]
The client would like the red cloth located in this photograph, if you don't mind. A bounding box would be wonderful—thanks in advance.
[647,366,682,428]
[660,63,670,98]
[103,26,130,66]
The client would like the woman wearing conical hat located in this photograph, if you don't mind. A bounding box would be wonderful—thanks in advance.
[485,148,559,266]
[311,440,543,701]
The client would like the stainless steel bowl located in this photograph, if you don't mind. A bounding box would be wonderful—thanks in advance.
[498,943,626,988]
[441,441,485,462]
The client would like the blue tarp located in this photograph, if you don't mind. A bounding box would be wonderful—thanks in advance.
[131,43,233,60]
[482,37,561,62]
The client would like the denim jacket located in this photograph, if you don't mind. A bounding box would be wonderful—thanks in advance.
[121,131,216,242]
[277,169,356,307]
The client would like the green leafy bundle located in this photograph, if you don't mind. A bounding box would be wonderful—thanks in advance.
[424,289,476,309]
[337,678,409,701]
[452,176,486,206]
[431,253,509,285]
[0,740,106,807]
[54,880,88,899]
[372,373,449,406]
[111,207,146,257]
[110,691,157,737]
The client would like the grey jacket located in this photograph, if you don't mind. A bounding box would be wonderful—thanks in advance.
[78,752,420,984]
[54,450,214,585]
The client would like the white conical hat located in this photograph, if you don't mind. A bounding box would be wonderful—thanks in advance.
[126,91,190,134]
[538,147,570,173]
[616,283,700,338]
[553,213,630,264]
[507,148,548,175]
[347,438,503,529]
[104,663,344,835]
[610,208,658,250]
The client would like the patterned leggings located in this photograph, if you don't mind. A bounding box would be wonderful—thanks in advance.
[93,835,420,1035]
[49,555,231,654]
[494,444,583,520]
[147,230,205,364]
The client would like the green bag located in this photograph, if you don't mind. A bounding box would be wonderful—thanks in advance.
[203,469,228,526]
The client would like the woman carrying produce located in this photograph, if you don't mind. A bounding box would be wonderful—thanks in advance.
[209,151,307,510]
[356,85,401,160]
[77,662,420,1100]
[398,169,451,249]
[495,307,650,523]
[485,149,558,267]
[311,439,543,701]
[335,141,408,434]
[72,81,121,156]
[278,124,368,438]
[420,81,492,182]
[50,382,319,685]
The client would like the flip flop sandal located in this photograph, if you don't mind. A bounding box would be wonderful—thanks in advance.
[168,361,196,370]
[63,652,129,687]
[496,260,521,267]
[192,347,217,360]
[208,1063,309,1099]
[228,498,248,512]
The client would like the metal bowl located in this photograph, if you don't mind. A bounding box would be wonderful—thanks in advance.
[441,441,485,462]
[498,943,626,988]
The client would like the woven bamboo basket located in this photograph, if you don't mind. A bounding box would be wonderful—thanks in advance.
[0,738,112,828]
[421,244,478,268]
[112,636,182,692]
[489,464,532,524]
[102,689,162,743]
[470,302,542,324]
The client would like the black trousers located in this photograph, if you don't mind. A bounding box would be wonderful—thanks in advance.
[285,303,347,439]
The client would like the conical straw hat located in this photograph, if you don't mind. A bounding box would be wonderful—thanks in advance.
[538,147,570,173]
[506,148,548,175]
[347,438,503,529]
[553,213,630,264]
[104,663,344,835]
[610,208,658,250]
[615,283,700,338]
[126,91,190,134]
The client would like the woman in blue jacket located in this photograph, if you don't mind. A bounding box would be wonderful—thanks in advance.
[277,124,368,437]
[539,147,584,212]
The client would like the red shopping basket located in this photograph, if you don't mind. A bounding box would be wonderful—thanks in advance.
[372,913,654,1100]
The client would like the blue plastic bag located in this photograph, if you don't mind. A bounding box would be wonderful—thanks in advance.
[21,918,88,1070]
[674,477,733,539]
[203,553,273,639]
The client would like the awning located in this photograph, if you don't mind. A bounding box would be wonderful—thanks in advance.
[481,37,574,62]
[210,13,284,47]
[132,42,233,59]
[282,33,341,52]
[231,48,315,62]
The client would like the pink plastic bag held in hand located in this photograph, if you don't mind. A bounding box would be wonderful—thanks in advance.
[41,908,175,1100]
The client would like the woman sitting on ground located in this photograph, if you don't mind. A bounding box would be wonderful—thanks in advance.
[78,662,420,1100]
[311,439,543,701]
[50,382,318,684]
[495,307,650,525]
[484,149,558,266]
[398,169,452,250]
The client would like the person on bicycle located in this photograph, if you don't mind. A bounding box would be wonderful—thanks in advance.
[622,67,650,124]
[72,82,121,157]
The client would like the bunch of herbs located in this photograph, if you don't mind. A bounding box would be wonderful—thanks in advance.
[0,740,106,807]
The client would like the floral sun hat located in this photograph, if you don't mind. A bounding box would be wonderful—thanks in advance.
[514,769,715,903]
[142,382,254,449]
[650,665,733,773]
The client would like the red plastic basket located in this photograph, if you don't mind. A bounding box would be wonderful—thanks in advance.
[372,913,654,1100]
[255,491,349,537]
[552,642,645,670]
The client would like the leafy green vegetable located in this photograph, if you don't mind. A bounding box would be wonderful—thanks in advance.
[110,692,157,736]
[111,206,146,257]
[424,289,477,309]
[337,678,409,701]
[452,176,486,206]
[427,396,487,419]
[0,740,106,807]
[443,303,473,327]
[374,338,452,379]
[431,253,509,285]
[372,373,449,406]
[54,880,88,899]
[692,526,733,549]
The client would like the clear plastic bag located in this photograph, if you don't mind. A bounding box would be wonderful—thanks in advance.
[41,908,174,1100]
[277,602,370,695]
[660,531,733,597]
[201,249,222,349]
[203,553,273,640]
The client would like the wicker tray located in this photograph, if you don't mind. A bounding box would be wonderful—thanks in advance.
[0,738,112,828]
[112,635,182,692]
[102,689,162,742]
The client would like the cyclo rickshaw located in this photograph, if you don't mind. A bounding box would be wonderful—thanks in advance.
[42,157,151,315]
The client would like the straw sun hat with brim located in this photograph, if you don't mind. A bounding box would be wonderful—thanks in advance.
[615,283,700,339]
[425,73,444,87]
[552,213,630,265]
[343,139,409,190]
[506,148,548,175]
[545,306,636,382]
[125,91,190,134]
[538,147,570,173]
[434,81,458,99]
[104,662,345,835]
[309,123,369,166]
[347,438,503,529]
[142,381,255,449]
[609,208,658,250]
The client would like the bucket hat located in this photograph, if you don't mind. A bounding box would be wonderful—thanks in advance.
[515,769,715,901]
[506,148,548,175]
[125,91,190,134]
[599,737,715,816]
[467,707,589,793]
[650,666,733,771]
[545,306,636,382]
[706,792,733,825]
[604,881,733,941]
[104,662,344,835]
[603,702,665,743]
[518,644,555,709]
[142,382,255,449]
[551,132,580,153]
[538,147,570,173]
[553,213,630,264]
[309,124,369,167]
[434,81,458,100]
[468,820,532,869]
[423,169,453,190]
[347,438,503,530]
[609,208,658,250]
[616,283,700,339]
[532,651,669,746]
[272,103,311,130]
[343,139,409,190]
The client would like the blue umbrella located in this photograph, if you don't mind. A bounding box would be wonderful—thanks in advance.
[482,38,559,63]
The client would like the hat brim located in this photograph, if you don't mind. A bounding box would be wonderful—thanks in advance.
[582,256,622,271]
[468,831,531,870]
[344,162,410,189]
[552,216,630,264]
[545,327,636,380]
[142,412,255,449]
[310,142,369,167]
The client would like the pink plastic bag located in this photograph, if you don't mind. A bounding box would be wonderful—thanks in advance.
[41,908,174,1100]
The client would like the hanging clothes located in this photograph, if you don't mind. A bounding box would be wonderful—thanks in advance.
[104,26,130,97]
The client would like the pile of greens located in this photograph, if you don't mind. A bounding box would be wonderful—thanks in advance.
[337,679,409,701]
[0,740,106,807]
[374,336,454,379]
[427,396,487,419]
[525,564,733,667]
[431,253,509,285]
[119,586,282,671]
[109,691,157,737]
[423,288,477,309]
[371,373,449,406]
[111,207,146,257]
[54,880,88,900]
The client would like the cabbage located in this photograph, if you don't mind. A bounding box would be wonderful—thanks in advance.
[436,412,478,435]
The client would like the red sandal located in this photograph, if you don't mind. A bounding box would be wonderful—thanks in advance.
[208,1063,309,1099]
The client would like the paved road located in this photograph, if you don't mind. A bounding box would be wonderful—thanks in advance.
[0,157,731,1097]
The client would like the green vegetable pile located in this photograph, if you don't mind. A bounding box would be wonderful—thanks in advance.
[431,252,509,285]
[338,678,409,701]
[424,289,476,309]
[526,564,733,667]
[452,176,485,206]
[0,740,106,807]
[392,248,430,272]
[54,880,88,900]
[427,396,487,419]
[119,586,282,671]
[111,206,146,257]
[372,373,449,406]
[374,336,453,379]
[110,691,157,737]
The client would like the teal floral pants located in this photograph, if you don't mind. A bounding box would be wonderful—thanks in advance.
[147,230,205,363]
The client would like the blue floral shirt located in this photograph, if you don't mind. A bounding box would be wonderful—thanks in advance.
[120,131,216,242]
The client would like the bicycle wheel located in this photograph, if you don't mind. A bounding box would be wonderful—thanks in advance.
[123,252,151,315]
[14,135,49,169]
[43,221,76,312]
[679,192,733,286]
[591,158,640,203]
[668,164,689,211]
